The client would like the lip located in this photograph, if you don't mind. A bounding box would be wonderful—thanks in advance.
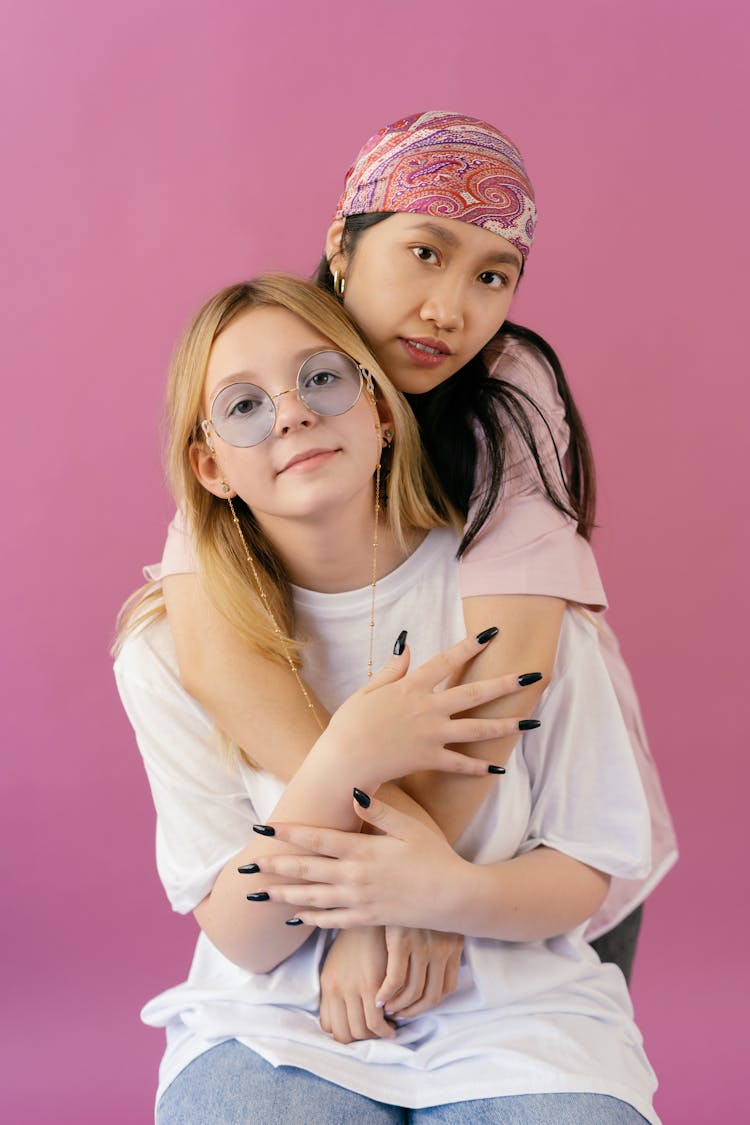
[278,447,339,475]
[399,336,454,367]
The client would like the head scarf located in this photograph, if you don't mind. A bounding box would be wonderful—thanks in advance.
[335,111,536,260]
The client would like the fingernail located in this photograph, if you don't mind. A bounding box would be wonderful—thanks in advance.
[353,787,371,808]
[246,891,270,902]
[285,917,304,926]
[375,999,385,1008]
[518,672,543,686]
[253,824,275,837]
[487,764,506,774]
[237,862,260,874]
[518,719,541,731]
[393,629,407,655]
[475,626,499,644]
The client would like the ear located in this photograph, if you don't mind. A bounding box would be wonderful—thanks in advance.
[324,218,347,271]
[189,440,237,499]
[375,398,395,444]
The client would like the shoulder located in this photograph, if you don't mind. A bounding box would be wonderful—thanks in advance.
[482,335,564,426]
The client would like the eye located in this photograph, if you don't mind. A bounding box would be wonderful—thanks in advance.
[478,270,509,289]
[228,393,264,417]
[303,369,340,390]
[412,245,439,264]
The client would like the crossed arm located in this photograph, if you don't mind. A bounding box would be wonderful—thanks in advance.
[164,575,607,1037]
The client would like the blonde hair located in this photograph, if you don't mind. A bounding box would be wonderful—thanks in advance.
[115,273,455,663]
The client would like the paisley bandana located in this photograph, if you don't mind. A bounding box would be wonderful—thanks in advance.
[335,111,536,260]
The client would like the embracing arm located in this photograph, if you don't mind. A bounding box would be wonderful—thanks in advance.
[165,575,562,836]
[164,573,323,782]
[257,794,610,941]
[404,592,565,840]
[192,635,519,973]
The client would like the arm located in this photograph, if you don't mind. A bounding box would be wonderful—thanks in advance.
[258,794,610,941]
[402,592,565,840]
[164,573,323,782]
[193,633,523,973]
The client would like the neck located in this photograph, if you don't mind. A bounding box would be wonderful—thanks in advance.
[255,492,420,593]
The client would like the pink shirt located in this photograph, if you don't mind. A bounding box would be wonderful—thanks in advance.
[158,337,677,939]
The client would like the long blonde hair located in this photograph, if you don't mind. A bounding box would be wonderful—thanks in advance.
[115,273,455,663]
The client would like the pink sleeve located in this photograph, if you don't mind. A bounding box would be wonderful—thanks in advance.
[156,509,198,578]
[460,340,607,610]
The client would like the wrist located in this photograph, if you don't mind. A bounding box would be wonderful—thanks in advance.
[310,722,384,793]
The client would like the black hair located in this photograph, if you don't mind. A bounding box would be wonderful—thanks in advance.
[314,213,596,555]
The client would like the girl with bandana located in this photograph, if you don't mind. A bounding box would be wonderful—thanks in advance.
[115,273,659,1123]
[156,113,676,1008]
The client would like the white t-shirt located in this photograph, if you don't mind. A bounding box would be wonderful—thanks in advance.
[115,528,659,1120]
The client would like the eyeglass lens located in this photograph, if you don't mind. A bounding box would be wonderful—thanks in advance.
[210,351,363,447]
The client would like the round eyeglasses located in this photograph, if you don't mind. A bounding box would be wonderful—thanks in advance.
[204,351,372,448]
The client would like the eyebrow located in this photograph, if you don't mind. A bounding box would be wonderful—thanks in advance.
[209,345,330,396]
[404,220,523,270]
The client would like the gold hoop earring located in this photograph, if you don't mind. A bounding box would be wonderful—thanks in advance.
[332,269,346,298]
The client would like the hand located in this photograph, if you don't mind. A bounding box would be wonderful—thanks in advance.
[315,630,534,791]
[379,926,463,1019]
[319,927,396,1043]
[256,793,470,933]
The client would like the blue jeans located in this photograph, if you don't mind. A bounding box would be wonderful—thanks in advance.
[156,1040,649,1124]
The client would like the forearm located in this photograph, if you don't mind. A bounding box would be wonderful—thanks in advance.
[429,846,610,941]
[195,727,449,974]
[196,736,375,973]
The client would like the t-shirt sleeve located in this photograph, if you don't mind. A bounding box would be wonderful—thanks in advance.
[114,619,255,913]
[517,610,651,879]
[460,341,607,610]
[159,508,198,578]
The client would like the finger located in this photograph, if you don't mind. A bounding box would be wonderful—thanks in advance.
[327,996,358,1044]
[443,946,462,997]
[440,716,540,746]
[252,853,350,883]
[394,957,446,1018]
[360,637,412,694]
[293,908,364,929]
[437,671,538,714]
[375,940,410,1008]
[385,955,427,1015]
[344,994,374,1042]
[364,994,396,1039]
[262,822,362,859]
[269,882,355,910]
[351,791,428,841]
[319,990,332,1034]
[410,630,499,690]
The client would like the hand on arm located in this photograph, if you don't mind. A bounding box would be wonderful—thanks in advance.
[258,793,610,940]
[194,632,529,973]
[402,594,566,841]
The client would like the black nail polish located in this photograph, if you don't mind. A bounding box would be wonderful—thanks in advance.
[237,862,260,874]
[518,719,541,731]
[518,672,543,687]
[487,764,506,774]
[393,629,408,656]
[285,917,304,926]
[475,626,499,645]
[253,824,275,837]
[353,787,371,808]
[246,891,270,902]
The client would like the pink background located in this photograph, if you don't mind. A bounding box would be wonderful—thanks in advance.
[2,1,746,1120]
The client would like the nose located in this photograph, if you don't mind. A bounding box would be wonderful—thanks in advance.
[419,274,465,332]
[272,384,316,435]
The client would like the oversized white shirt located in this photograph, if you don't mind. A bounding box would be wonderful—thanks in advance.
[115,527,659,1120]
